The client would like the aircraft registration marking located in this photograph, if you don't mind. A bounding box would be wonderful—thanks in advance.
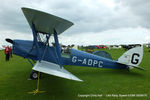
[78,59,82,62]
[72,56,103,67]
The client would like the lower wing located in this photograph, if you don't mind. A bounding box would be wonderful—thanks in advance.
[33,60,82,81]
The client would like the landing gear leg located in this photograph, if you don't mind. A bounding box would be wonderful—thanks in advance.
[28,71,46,95]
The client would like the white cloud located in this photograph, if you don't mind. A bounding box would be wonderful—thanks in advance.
[59,27,150,45]
[0,30,32,46]
[0,0,150,47]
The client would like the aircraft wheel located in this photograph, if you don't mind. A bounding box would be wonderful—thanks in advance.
[30,70,40,80]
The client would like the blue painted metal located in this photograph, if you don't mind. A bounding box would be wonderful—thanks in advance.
[53,29,63,68]
[12,39,127,70]
[12,40,58,64]
[27,58,34,67]
[62,49,127,69]
[31,23,41,62]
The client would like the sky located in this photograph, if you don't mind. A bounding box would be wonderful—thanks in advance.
[0,0,150,46]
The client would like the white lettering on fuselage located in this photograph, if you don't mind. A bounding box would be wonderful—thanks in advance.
[82,59,86,64]
[72,56,103,67]
[72,56,77,63]
[88,59,92,66]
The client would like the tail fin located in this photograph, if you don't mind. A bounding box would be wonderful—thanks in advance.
[117,45,144,70]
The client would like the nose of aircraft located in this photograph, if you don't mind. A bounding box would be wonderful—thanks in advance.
[5,38,14,44]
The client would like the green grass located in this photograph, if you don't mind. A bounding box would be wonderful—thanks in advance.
[0,47,150,100]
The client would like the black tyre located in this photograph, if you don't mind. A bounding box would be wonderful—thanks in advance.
[30,70,40,80]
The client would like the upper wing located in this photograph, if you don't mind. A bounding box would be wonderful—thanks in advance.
[22,7,74,35]
[33,60,82,81]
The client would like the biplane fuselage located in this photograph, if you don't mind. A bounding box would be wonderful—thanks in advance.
[13,40,126,69]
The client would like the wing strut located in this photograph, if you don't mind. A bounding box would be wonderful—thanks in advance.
[53,29,63,68]
[31,23,42,61]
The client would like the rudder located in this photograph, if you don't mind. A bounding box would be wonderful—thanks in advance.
[117,45,143,67]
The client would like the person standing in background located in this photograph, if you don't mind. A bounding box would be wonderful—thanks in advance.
[4,46,10,61]
[9,46,12,58]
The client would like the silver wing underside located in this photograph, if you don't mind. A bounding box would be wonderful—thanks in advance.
[33,61,82,81]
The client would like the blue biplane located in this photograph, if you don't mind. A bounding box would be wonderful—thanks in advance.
[6,8,144,82]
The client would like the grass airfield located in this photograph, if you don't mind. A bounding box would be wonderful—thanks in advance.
[0,47,150,100]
